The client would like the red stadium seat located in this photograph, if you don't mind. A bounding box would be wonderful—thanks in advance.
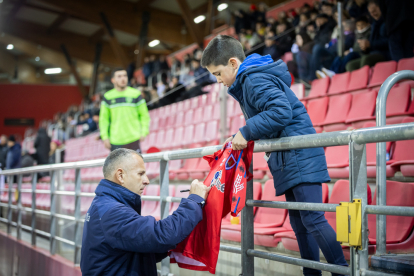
[170,103,178,114]
[307,97,329,128]
[290,83,305,99]
[155,130,166,149]
[164,105,171,116]
[152,185,175,220]
[169,160,183,180]
[368,181,414,244]
[345,90,377,129]
[142,132,157,153]
[190,97,199,109]
[328,71,350,95]
[212,104,221,120]
[166,113,176,126]
[141,185,160,216]
[230,115,245,136]
[205,120,219,144]
[193,123,206,144]
[184,110,194,125]
[253,152,269,180]
[170,185,190,214]
[171,126,184,149]
[384,83,413,125]
[176,158,201,180]
[305,78,330,99]
[193,107,204,124]
[321,93,352,131]
[325,145,349,178]
[202,105,213,123]
[149,117,159,132]
[175,111,185,127]
[162,128,174,150]
[368,61,397,88]
[146,162,160,179]
[227,99,235,117]
[390,117,414,177]
[183,99,191,110]
[189,158,210,180]
[182,125,195,147]
[397,57,414,71]
[347,65,369,92]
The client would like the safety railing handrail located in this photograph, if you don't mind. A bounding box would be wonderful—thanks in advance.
[1,122,414,176]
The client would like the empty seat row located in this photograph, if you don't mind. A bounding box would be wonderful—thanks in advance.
[305,57,414,100]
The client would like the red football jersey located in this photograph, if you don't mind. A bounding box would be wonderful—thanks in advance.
[170,141,254,274]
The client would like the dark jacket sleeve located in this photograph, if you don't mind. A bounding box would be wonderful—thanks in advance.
[100,194,204,254]
[370,22,389,52]
[239,76,293,141]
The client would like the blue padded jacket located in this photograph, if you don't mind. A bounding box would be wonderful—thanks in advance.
[228,54,331,195]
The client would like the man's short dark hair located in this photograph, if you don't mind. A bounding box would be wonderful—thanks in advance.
[111,67,126,78]
[367,0,379,6]
[201,35,246,68]
[356,15,370,24]
[103,148,143,179]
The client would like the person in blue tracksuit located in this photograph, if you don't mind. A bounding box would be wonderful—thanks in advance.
[201,35,348,276]
[80,148,210,276]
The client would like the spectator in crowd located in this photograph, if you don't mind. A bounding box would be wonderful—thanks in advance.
[80,149,210,276]
[49,140,64,164]
[20,150,35,177]
[77,110,99,136]
[320,2,337,29]
[234,9,249,35]
[347,0,368,19]
[378,0,414,61]
[159,75,186,107]
[0,135,8,170]
[143,57,152,85]
[34,128,51,166]
[99,68,150,152]
[313,14,336,47]
[6,135,21,170]
[263,31,279,61]
[274,20,295,59]
[295,31,315,82]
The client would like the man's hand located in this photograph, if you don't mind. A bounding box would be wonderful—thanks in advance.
[222,136,233,148]
[358,39,370,51]
[189,179,211,200]
[103,139,111,150]
[232,131,248,151]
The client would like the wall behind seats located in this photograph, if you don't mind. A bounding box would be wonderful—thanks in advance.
[0,84,83,137]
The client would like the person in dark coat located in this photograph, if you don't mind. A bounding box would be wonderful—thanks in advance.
[234,9,249,35]
[262,31,279,61]
[201,35,347,276]
[6,135,21,170]
[0,135,8,170]
[80,149,210,276]
[378,0,414,61]
[34,128,51,165]
[313,14,336,47]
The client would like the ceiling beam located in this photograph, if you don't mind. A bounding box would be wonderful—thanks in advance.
[89,28,106,44]
[47,13,69,35]
[61,44,88,97]
[175,0,204,47]
[37,0,193,45]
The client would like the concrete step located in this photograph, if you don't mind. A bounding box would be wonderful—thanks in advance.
[371,254,414,275]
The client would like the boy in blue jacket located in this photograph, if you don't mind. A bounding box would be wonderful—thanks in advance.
[201,35,347,276]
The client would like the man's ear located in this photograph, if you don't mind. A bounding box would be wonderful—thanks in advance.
[229,58,239,69]
[115,168,125,184]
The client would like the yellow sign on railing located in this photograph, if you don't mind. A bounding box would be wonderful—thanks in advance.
[336,199,362,249]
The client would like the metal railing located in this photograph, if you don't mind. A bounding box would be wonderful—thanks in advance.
[0,71,414,276]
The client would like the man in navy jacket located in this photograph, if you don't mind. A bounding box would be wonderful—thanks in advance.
[202,35,347,276]
[80,148,210,276]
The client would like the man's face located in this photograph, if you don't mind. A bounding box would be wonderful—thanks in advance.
[316,17,327,28]
[356,21,369,32]
[206,58,240,88]
[122,154,150,196]
[111,70,128,89]
[368,3,381,21]
[0,135,7,145]
[321,5,333,16]
[191,60,200,69]
[7,140,14,148]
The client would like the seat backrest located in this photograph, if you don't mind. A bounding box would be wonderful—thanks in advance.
[166,113,176,126]
[141,185,160,215]
[346,90,377,122]
[368,181,414,243]
[386,83,411,116]
[230,115,245,135]
[254,180,287,226]
[183,99,191,110]
[176,101,184,112]
[325,145,349,167]
[171,185,191,214]
[203,105,213,122]
[171,126,184,148]
[175,111,185,127]
[193,107,204,124]
[170,103,178,114]
[164,128,174,148]
[397,57,414,71]
[227,99,235,117]
[308,78,330,98]
[328,71,350,95]
[363,122,392,164]
[205,120,219,142]
[291,83,305,99]
[212,104,221,120]
[164,105,171,117]
[150,117,159,132]
[155,130,166,147]
[253,182,262,214]
[193,123,206,144]
[391,117,414,162]
[182,125,195,146]
[307,97,329,125]
[253,152,268,170]
[195,158,211,170]
[323,93,352,124]
[347,65,369,92]
[182,158,201,170]
[207,91,219,105]
[322,183,329,203]
[369,61,397,87]
[184,110,194,125]
[190,97,200,109]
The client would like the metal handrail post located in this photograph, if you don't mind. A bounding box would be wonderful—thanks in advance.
[240,162,254,276]
[375,70,414,255]
[159,160,170,276]
[16,175,22,240]
[31,173,38,245]
[73,168,82,264]
[49,171,57,255]
[7,176,13,234]
[349,142,368,275]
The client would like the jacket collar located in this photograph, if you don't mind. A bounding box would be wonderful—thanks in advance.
[96,179,141,213]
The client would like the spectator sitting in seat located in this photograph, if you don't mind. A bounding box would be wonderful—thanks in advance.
[49,140,64,164]
[6,135,21,170]
[295,31,315,82]
[0,135,8,170]
[347,0,368,19]
[262,31,279,61]
[274,20,295,59]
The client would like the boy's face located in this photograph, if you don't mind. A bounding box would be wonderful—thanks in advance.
[206,58,241,88]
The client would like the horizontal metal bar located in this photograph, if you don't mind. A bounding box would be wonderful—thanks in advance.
[55,214,76,221]
[140,195,161,201]
[220,244,242,254]
[80,192,95,197]
[247,249,350,275]
[0,189,94,197]
[0,203,78,221]
[0,217,9,224]
[1,123,413,175]
[365,205,414,217]
[55,235,76,246]
[55,191,75,196]
[246,200,338,212]
[360,269,398,276]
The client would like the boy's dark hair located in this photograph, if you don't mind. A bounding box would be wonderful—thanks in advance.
[111,67,125,78]
[356,15,370,24]
[201,35,246,68]
[367,0,379,6]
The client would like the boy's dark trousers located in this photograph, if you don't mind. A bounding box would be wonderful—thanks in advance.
[284,183,348,276]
